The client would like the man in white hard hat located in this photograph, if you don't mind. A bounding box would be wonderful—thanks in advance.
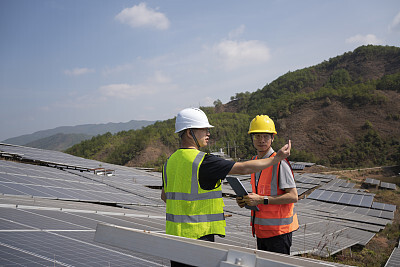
[161,108,291,267]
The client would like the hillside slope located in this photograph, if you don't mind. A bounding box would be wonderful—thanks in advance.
[277,90,400,166]
[66,45,400,169]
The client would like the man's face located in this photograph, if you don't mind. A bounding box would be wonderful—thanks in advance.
[194,128,211,147]
[252,133,274,153]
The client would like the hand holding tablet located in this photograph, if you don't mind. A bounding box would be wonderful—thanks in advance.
[226,177,259,211]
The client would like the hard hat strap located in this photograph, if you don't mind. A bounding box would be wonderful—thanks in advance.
[189,129,201,149]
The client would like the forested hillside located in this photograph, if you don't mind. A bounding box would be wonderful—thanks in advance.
[66,45,400,169]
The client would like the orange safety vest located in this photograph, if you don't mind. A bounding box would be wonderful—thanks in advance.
[250,153,299,238]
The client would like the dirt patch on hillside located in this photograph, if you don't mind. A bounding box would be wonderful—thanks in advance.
[125,140,174,167]
[276,90,400,161]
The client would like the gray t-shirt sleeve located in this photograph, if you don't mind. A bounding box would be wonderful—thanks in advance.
[278,160,296,189]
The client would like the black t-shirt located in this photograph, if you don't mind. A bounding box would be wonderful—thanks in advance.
[162,151,235,190]
[198,154,235,190]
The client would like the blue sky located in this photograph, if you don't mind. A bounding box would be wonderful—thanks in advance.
[1,0,399,141]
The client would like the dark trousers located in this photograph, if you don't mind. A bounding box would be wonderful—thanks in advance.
[170,234,215,267]
[257,232,292,255]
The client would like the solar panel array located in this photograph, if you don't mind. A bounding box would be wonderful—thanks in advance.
[307,189,375,208]
[0,160,163,206]
[363,178,397,190]
[294,172,337,196]
[290,161,316,171]
[0,143,398,265]
[0,203,168,266]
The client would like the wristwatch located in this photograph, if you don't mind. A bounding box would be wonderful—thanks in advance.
[263,196,269,205]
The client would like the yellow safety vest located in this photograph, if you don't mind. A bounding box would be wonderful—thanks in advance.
[163,149,226,239]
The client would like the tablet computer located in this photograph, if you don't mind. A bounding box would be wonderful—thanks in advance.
[226,177,259,211]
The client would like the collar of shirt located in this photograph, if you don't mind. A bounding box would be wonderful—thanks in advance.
[262,148,275,159]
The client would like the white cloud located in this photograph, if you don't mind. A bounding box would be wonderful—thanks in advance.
[99,83,148,98]
[228,25,245,39]
[212,39,270,70]
[389,11,400,32]
[345,34,383,45]
[115,3,170,30]
[99,71,176,99]
[151,70,171,83]
[102,64,132,76]
[64,68,95,76]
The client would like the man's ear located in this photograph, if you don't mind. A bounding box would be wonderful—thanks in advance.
[185,129,192,138]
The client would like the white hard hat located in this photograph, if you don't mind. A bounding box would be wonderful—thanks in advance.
[175,108,214,133]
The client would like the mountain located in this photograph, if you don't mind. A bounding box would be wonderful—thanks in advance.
[66,45,400,169]
[2,120,156,147]
[24,133,93,151]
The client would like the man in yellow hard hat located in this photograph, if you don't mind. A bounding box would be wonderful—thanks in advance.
[161,108,292,267]
[236,115,299,255]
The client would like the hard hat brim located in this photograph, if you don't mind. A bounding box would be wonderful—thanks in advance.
[175,124,214,133]
[248,130,277,134]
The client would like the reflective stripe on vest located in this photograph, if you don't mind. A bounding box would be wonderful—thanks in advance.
[253,214,294,226]
[166,213,225,223]
[166,191,222,201]
[256,163,279,196]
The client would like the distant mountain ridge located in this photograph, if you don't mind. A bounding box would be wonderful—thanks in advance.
[2,120,156,148]
[24,133,93,151]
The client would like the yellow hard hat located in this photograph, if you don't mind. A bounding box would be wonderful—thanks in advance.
[248,115,277,134]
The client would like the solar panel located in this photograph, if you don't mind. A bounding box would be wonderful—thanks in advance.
[325,179,355,188]
[327,191,342,202]
[338,193,352,205]
[364,178,380,186]
[290,163,305,170]
[295,174,331,185]
[307,189,324,199]
[348,194,363,206]
[297,188,310,196]
[360,195,374,208]
[372,202,396,212]
[385,246,400,267]
[319,185,364,194]
[290,161,316,167]
[296,182,317,189]
[380,182,397,190]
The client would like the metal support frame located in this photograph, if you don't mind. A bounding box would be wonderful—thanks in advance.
[94,223,349,267]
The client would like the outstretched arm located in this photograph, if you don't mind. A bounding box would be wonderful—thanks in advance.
[229,140,291,175]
